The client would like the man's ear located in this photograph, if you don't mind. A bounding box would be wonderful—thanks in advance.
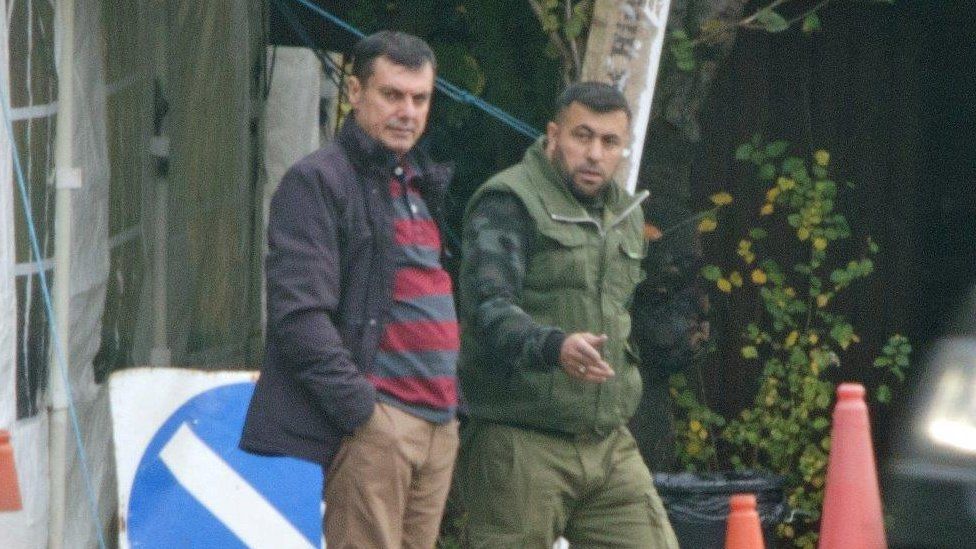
[346,76,362,108]
[545,121,559,156]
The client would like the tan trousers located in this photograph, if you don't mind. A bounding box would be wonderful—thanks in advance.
[324,402,459,549]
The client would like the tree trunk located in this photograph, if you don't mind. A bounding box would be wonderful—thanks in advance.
[641,0,750,204]
[627,0,750,470]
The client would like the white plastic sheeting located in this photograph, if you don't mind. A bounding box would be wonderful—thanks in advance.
[3,0,269,546]
[60,0,111,407]
[0,0,15,432]
[0,0,117,546]
[51,0,117,544]
[0,415,51,548]
[1,0,55,545]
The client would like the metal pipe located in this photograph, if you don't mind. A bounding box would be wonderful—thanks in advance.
[48,0,76,546]
[149,177,169,366]
[149,0,170,368]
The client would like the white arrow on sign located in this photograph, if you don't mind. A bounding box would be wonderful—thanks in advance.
[160,423,316,549]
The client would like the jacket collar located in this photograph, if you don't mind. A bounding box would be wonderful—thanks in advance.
[336,115,453,193]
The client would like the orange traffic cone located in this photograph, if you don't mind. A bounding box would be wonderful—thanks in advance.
[818,383,885,549]
[726,493,764,549]
[0,429,22,511]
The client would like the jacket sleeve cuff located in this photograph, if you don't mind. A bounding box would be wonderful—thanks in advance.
[335,383,378,434]
[540,329,566,370]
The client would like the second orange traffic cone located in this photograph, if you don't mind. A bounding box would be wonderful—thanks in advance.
[818,383,885,549]
[0,429,22,512]
[726,493,764,549]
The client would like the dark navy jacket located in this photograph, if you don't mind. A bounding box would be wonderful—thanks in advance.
[240,117,453,468]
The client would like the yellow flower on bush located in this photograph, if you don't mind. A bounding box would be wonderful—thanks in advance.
[751,269,767,285]
[689,419,703,433]
[785,330,799,348]
[737,240,755,264]
[729,271,744,287]
[814,149,830,166]
[710,191,733,206]
[808,332,819,345]
[760,203,774,216]
[816,294,829,308]
[777,176,796,190]
[766,187,781,202]
[784,287,796,298]
[698,217,717,233]
[716,278,732,293]
[813,237,828,250]
[797,227,811,241]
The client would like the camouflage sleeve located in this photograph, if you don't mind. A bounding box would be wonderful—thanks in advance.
[460,191,565,371]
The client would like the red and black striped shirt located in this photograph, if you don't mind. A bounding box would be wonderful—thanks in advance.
[366,164,459,423]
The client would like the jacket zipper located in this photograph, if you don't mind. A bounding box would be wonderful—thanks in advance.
[546,190,649,429]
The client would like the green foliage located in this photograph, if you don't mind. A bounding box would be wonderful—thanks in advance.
[670,371,727,470]
[755,8,789,33]
[527,0,593,81]
[701,264,722,281]
[667,0,857,73]
[436,506,468,549]
[669,29,697,72]
[802,13,822,34]
[675,140,912,548]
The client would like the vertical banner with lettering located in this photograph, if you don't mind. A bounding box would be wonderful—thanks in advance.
[581,0,672,193]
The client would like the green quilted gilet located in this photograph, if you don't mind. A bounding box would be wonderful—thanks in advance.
[459,138,648,436]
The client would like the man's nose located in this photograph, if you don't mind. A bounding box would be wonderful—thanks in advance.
[399,99,417,119]
[586,139,606,161]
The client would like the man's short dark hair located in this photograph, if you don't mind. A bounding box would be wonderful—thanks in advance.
[351,31,437,83]
[555,81,631,121]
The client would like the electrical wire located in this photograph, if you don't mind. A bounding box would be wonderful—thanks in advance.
[273,0,344,90]
[279,0,542,140]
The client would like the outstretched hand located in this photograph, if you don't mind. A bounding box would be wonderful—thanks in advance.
[559,333,615,383]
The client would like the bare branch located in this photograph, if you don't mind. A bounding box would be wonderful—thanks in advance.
[526,0,546,21]
[566,0,581,77]
[785,0,832,27]
[527,0,575,83]
[739,0,791,26]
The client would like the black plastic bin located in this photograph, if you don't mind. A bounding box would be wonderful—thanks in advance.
[654,471,788,549]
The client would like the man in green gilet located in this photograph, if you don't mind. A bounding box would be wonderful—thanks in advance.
[456,82,679,548]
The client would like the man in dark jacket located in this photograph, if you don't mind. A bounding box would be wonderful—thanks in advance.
[240,31,459,548]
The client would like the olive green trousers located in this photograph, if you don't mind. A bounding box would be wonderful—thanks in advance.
[456,420,679,549]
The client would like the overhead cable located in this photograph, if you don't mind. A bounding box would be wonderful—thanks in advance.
[280,0,542,140]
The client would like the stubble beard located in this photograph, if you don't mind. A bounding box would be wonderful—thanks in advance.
[552,144,608,201]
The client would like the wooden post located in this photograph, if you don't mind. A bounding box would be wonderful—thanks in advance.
[581,0,672,193]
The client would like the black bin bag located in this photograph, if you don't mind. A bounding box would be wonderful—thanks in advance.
[654,471,788,549]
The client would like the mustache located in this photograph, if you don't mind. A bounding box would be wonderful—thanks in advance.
[387,121,416,132]
[574,164,605,177]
